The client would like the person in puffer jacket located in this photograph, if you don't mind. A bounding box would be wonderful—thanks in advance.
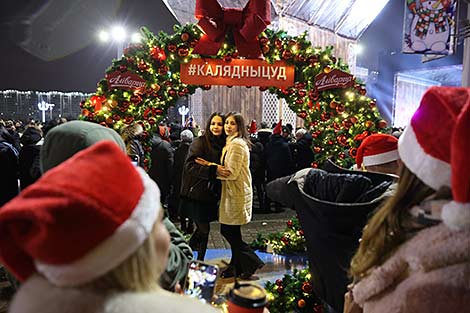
[18,125,43,190]
[266,133,401,313]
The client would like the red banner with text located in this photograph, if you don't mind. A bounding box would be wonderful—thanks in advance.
[180,59,294,88]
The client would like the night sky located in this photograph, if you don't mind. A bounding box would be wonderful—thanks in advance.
[1,0,466,94]
[0,0,178,92]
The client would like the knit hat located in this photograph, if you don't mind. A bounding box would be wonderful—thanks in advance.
[40,121,126,173]
[180,129,194,142]
[356,134,399,168]
[398,86,470,230]
[0,141,161,286]
[249,120,257,134]
[272,120,282,135]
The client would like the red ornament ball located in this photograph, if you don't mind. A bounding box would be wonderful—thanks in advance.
[365,120,374,128]
[377,119,387,128]
[277,286,284,294]
[178,46,189,57]
[275,279,283,286]
[180,32,190,42]
[298,111,308,119]
[349,148,358,158]
[287,220,293,228]
[297,299,306,308]
[167,44,177,53]
[301,282,313,293]
[259,36,269,45]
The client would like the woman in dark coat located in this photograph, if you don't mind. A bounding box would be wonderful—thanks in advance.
[179,113,226,260]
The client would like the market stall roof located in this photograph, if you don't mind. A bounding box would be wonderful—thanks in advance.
[164,0,391,40]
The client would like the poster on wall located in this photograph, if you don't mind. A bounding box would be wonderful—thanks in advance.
[402,0,458,55]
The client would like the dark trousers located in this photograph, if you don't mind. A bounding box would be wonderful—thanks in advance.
[220,224,264,275]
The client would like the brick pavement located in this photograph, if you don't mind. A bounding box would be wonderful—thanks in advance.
[207,208,296,249]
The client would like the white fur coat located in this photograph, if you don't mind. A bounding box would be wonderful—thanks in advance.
[9,275,219,313]
[352,222,470,313]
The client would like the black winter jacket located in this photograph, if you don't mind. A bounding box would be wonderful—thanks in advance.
[266,167,396,313]
[180,136,222,204]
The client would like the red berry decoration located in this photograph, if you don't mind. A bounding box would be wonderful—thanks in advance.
[158,65,169,75]
[313,146,321,153]
[311,162,319,168]
[118,64,127,72]
[275,279,283,286]
[337,135,348,146]
[359,88,367,95]
[329,101,338,109]
[277,286,284,294]
[299,229,304,236]
[168,89,177,97]
[287,220,293,228]
[202,85,211,90]
[154,108,164,115]
[297,299,306,308]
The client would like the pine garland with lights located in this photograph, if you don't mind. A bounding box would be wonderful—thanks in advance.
[79,24,387,168]
[250,218,306,255]
[265,268,324,313]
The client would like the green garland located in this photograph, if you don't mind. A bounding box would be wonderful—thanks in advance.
[250,218,306,255]
[265,268,324,313]
[80,24,387,168]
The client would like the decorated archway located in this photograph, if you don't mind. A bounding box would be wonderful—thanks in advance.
[80,4,387,169]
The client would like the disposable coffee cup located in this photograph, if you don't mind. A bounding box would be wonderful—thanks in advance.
[227,282,267,313]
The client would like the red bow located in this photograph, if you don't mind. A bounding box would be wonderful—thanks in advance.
[193,0,271,59]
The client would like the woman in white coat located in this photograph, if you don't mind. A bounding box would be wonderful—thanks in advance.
[211,112,264,279]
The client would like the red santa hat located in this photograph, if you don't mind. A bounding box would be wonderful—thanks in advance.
[272,120,282,135]
[0,141,161,286]
[249,120,257,134]
[398,86,470,230]
[356,134,399,168]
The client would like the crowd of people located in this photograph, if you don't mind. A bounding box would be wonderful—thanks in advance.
[0,86,468,313]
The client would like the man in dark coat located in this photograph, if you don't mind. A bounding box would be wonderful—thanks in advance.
[18,126,43,190]
[169,129,193,228]
[0,125,19,206]
[149,126,174,208]
[290,131,315,172]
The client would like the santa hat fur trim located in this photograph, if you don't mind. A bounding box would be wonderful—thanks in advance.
[356,134,399,167]
[0,142,160,286]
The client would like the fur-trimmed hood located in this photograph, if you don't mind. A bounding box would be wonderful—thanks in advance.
[352,220,470,312]
[10,275,219,313]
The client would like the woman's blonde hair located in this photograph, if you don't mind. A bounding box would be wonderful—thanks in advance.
[349,165,436,280]
[85,225,161,292]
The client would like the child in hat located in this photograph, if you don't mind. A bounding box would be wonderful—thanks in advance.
[348,86,470,312]
[0,141,217,313]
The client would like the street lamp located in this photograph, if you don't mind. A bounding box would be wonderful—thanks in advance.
[98,25,141,59]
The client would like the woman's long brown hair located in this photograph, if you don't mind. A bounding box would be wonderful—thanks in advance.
[349,165,435,280]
